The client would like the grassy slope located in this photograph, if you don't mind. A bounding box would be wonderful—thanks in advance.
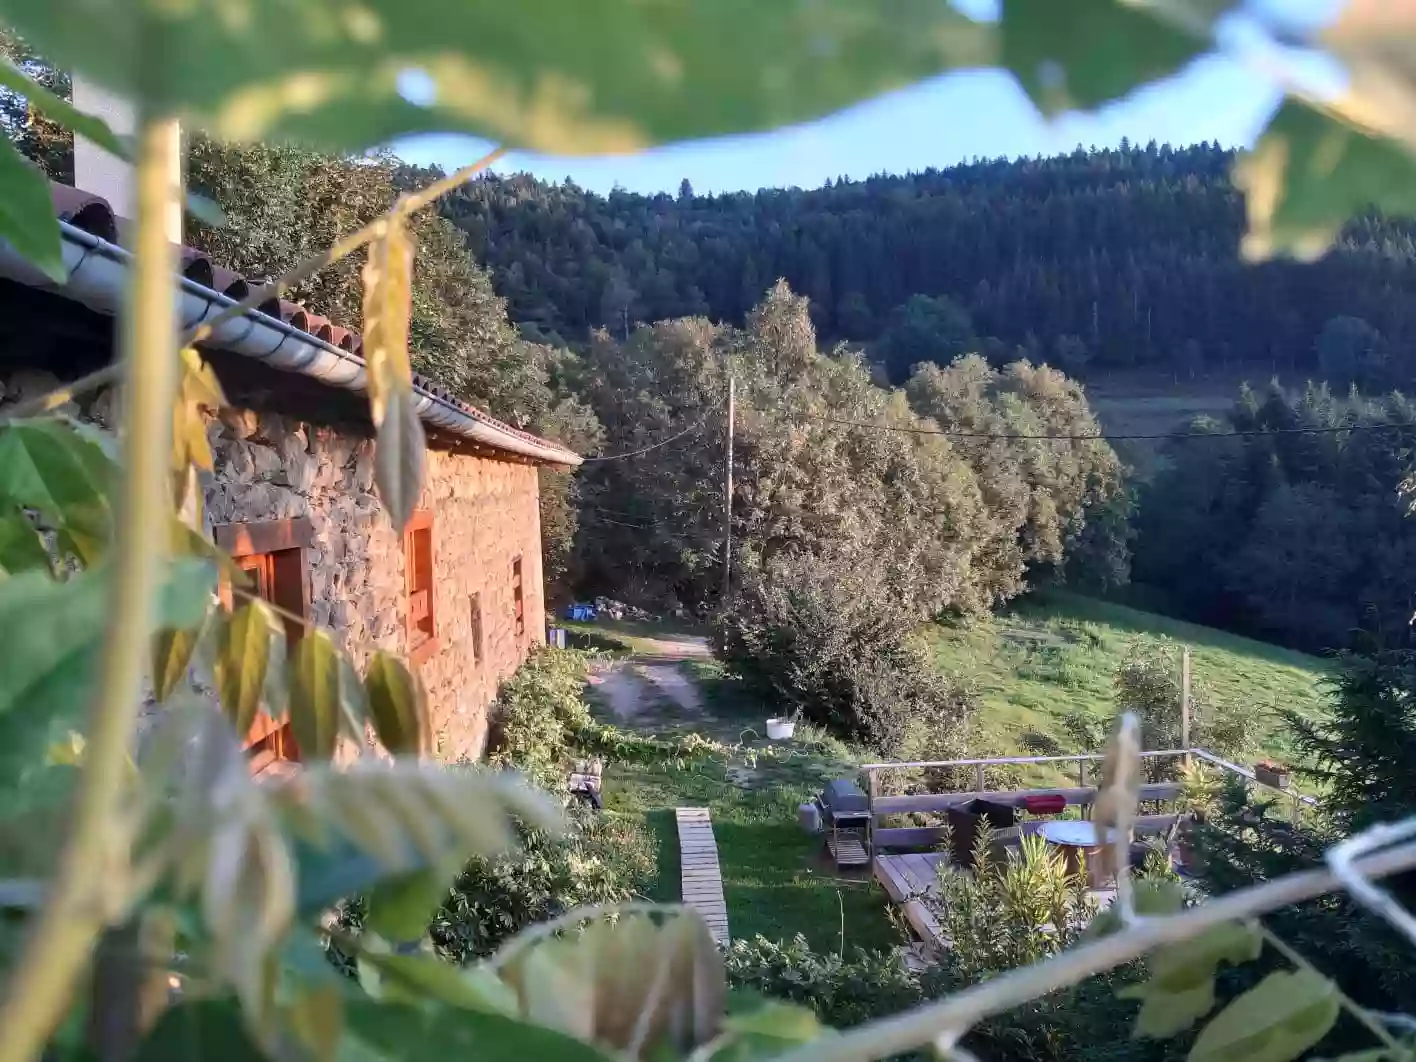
[924,590,1329,774]
[586,658,901,954]
[578,592,1327,948]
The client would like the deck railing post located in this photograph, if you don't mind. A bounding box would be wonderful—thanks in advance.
[866,768,878,859]
[1078,758,1087,788]
[974,763,985,793]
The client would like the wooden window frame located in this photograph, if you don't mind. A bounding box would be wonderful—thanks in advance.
[405,510,439,665]
[512,555,525,638]
[213,517,314,759]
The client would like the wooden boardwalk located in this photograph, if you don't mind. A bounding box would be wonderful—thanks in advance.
[675,807,729,946]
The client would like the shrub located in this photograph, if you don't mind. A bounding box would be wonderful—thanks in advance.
[1115,639,1261,768]
[725,931,1156,1062]
[334,805,656,967]
[430,806,656,963]
[716,552,974,753]
[485,646,596,788]
[931,828,1097,978]
[724,935,923,1030]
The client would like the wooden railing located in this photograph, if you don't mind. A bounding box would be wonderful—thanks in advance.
[857,747,1317,856]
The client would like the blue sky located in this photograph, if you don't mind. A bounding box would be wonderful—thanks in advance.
[393,2,1339,197]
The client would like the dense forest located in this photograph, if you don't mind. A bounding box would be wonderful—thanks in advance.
[8,34,1416,663]
[434,144,1416,388]
[1133,383,1416,652]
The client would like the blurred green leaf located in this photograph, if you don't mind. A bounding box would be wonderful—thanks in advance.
[1000,0,1222,116]
[359,950,519,1016]
[152,622,204,703]
[278,760,559,875]
[215,600,281,737]
[172,347,227,476]
[0,135,62,281]
[0,506,50,575]
[1234,98,1416,261]
[1149,920,1261,991]
[1188,969,1340,1062]
[496,910,724,1057]
[711,995,828,1062]
[289,629,346,761]
[0,560,214,785]
[291,836,385,917]
[0,417,115,565]
[365,651,428,755]
[0,1,992,154]
[345,1000,616,1062]
[285,983,345,1062]
[133,999,267,1062]
[1121,972,1216,1039]
[365,868,447,942]
[363,218,425,532]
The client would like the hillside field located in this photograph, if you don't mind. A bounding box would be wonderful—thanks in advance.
[923,590,1330,775]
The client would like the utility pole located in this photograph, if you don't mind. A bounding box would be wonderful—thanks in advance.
[722,374,735,599]
[1180,647,1192,767]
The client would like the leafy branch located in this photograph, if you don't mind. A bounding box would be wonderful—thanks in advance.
[0,115,184,1062]
[774,834,1416,1062]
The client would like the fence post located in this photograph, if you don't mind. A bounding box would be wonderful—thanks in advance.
[1078,758,1088,788]
[1181,647,1192,767]
[973,763,985,793]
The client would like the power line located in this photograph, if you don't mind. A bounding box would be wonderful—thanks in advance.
[579,419,704,462]
[754,407,1416,443]
[579,512,653,530]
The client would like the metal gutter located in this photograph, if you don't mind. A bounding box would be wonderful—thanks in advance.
[0,221,582,468]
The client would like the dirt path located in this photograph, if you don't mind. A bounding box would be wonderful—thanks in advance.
[586,633,711,722]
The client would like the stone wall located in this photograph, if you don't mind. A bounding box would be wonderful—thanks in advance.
[1,369,547,763]
[205,409,548,762]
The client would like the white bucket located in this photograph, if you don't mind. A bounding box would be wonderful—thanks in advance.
[766,717,796,740]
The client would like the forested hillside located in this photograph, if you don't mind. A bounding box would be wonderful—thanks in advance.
[1134,382,1416,652]
[435,143,1416,388]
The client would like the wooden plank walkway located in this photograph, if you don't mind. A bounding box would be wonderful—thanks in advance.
[675,807,729,946]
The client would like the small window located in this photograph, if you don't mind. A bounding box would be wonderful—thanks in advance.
[470,592,483,665]
[214,517,313,765]
[405,511,437,663]
[512,556,524,638]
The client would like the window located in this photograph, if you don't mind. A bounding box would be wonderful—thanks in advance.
[214,517,313,765]
[512,556,524,638]
[405,510,437,664]
[470,592,483,665]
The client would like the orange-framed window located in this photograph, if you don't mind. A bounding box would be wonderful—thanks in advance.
[405,510,438,664]
[214,517,313,767]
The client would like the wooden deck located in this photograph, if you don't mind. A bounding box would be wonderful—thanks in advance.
[875,850,1121,953]
[874,853,948,951]
[676,807,730,946]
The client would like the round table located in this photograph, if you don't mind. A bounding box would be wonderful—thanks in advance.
[1038,820,1119,886]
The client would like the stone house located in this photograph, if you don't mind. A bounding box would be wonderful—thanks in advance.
[0,180,581,770]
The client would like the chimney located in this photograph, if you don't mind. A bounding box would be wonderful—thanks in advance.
[71,76,181,244]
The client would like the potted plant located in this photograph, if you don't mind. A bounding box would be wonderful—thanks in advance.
[1254,760,1291,790]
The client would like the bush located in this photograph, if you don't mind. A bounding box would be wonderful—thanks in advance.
[1114,639,1261,768]
[724,935,924,1030]
[486,646,595,788]
[333,806,657,967]
[430,806,656,963]
[716,552,973,753]
[725,931,1159,1062]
